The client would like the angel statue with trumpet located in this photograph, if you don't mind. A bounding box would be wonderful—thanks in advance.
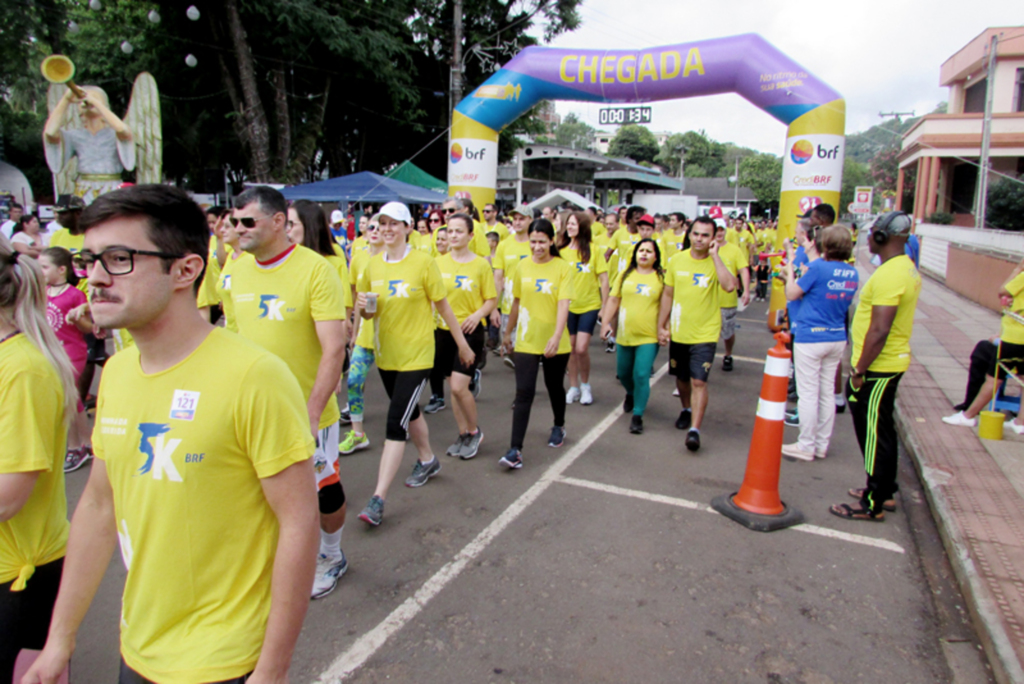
[41,54,162,204]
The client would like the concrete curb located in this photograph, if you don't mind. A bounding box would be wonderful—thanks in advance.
[896,402,1024,684]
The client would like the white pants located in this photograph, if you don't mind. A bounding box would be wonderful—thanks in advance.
[793,340,846,454]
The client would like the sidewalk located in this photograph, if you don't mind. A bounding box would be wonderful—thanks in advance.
[885,255,1024,684]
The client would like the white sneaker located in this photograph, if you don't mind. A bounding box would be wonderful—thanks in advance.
[580,383,593,405]
[672,388,680,397]
[1007,421,1024,435]
[311,552,348,599]
[566,386,581,404]
[941,411,977,428]
[781,443,814,462]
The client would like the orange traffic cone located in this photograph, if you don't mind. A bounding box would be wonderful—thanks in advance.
[711,332,804,532]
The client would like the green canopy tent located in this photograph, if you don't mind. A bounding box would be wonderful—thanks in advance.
[384,161,447,194]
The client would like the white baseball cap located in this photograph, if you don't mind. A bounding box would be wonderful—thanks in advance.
[379,202,412,224]
[330,209,344,224]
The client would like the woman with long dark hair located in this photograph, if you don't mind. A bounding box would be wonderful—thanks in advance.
[601,238,666,434]
[500,219,574,469]
[558,211,608,406]
[288,199,354,326]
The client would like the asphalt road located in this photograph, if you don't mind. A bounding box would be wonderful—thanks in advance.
[64,308,990,683]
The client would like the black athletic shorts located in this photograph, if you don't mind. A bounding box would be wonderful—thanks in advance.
[436,325,485,378]
[669,341,717,383]
[378,368,431,441]
[0,558,63,684]
[119,659,251,684]
[567,309,600,336]
[988,340,1024,377]
[84,333,108,364]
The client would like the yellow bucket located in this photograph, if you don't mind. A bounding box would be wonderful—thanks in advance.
[979,410,1006,441]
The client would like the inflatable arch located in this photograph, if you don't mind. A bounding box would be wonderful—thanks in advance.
[448,33,846,326]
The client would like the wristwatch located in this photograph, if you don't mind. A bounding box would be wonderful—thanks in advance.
[851,370,864,379]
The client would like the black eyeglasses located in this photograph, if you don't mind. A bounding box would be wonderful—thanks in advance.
[230,214,273,228]
[443,208,456,214]
[74,247,184,276]
[429,218,442,223]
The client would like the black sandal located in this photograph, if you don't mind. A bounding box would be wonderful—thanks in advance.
[829,502,885,522]
[847,487,896,512]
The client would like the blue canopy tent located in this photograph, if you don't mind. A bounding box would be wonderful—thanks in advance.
[280,171,447,204]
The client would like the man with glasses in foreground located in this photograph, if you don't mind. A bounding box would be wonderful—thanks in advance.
[25,185,318,684]
[229,186,352,599]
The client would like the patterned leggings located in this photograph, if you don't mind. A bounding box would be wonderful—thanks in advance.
[347,345,375,423]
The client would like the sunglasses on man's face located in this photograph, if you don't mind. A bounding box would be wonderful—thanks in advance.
[230,214,273,228]
[443,208,456,215]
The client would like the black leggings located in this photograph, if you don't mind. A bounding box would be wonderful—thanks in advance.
[0,558,63,684]
[511,352,570,450]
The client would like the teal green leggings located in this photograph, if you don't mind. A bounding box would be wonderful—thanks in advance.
[616,343,660,416]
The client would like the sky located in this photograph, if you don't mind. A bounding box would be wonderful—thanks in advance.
[525,0,1022,157]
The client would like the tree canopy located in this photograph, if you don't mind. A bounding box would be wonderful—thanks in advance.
[0,0,582,200]
[552,112,595,151]
[608,124,659,164]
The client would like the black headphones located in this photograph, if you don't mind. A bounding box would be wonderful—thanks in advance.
[872,211,911,246]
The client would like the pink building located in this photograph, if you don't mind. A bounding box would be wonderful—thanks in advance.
[898,27,1024,225]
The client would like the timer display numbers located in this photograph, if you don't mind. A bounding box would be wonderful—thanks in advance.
[598,107,652,125]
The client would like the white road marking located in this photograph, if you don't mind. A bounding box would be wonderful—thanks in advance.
[557,476,905,555]
[314,367,669,682]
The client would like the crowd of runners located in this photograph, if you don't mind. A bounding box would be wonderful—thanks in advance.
[1,182,947,683]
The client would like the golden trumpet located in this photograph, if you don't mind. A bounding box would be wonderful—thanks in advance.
[41,54,86,98]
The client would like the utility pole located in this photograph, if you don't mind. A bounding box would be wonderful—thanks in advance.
[733,156,739,211]
[975,34,998,229]
[451,0,464,118]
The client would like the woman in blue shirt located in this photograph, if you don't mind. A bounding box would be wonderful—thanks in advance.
[782,225,858,461]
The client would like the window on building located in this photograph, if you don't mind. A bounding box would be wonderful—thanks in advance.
[1016,69,1024,113]
[964,79,987,113]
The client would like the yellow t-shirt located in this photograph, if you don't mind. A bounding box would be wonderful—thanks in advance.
[0,335,68,588]
[661,230,688,262]
[725,227,740,246]
[229,245,345,428]
[216,253,252,333]
[48,228,84,253]
[110,328,135,353]
[561,246,608,314]
[483,221,509,242]
[357,248,447,371]
[434,253,497,330]
[92,329,313,684]
[716,242,748,309]
[609,227,640,277]
[326,245,354,310]
[352,235,369,253]
[590,221,608,246]
[850,254,921,373]
[493,236,532,314]
[350,249,376,350]
[665,249,723,344]
[512,257,574,355]
[196,236,223,309]
[611,270,664,347]
[1002,272,1024,345]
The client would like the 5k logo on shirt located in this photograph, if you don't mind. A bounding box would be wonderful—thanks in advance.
[388,280,411,297]
[258,294,286,320]
[691,273,710,288]
[455,275,474,291]
[534,279,553,294]
[635,284,652,297]
[575,262,591,274]
[136,423,182,482]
